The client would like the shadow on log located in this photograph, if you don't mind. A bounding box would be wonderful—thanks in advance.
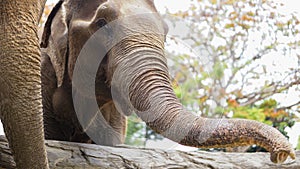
[0,135,299,169]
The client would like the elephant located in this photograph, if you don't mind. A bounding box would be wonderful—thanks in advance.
[0,0,49,168]
[40,0,295,164]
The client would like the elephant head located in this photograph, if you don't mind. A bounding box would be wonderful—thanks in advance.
[41,0,295,163]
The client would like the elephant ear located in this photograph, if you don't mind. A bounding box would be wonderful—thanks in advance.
[41,0,70,87]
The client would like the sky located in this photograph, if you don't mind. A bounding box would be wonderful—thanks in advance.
[0,0,299,149]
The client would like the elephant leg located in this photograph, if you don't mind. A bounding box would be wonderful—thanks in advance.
[100,101,127,144]
[53,86,94,143]
[42,53,70,140]
[73,100,127,145]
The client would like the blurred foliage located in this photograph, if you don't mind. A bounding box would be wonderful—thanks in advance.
[39,3,55,28]
[125,114,163,146]
[297,136,300,150]
[166,0,300,117]
[125,115,145,146]
[224,99,295,137]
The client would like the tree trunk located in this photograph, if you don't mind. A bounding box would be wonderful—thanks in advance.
[0,136,298,169]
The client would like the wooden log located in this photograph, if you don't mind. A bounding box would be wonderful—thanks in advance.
[0,136,299,169]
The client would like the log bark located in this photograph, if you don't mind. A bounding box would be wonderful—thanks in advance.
[0,136,299,169]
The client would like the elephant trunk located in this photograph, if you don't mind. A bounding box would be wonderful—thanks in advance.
[0,0,48,168]
[110,34,295,163]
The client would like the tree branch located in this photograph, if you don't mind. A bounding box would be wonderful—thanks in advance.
[277,101,300,111]
[238,79,300,106]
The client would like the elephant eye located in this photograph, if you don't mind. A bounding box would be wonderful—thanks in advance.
[95,18,107,28]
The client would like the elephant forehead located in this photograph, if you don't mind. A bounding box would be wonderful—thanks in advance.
[117,0,157,15]
[72,0,106,20]
[71,0,158,22]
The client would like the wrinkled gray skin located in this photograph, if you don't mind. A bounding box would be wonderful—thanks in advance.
[41,0,295,164]
[0,0,49,168]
